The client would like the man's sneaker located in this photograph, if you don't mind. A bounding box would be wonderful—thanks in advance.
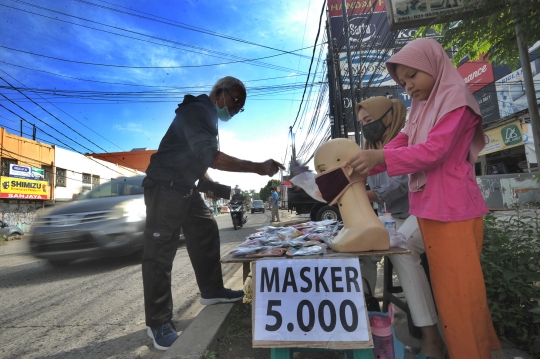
[147,320,178,351]
[200,288,244,305]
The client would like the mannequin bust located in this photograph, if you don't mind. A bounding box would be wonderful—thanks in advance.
[314,138,390,252]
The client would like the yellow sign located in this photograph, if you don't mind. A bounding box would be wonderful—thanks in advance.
[0,176,50,200]
[479,120,525,156]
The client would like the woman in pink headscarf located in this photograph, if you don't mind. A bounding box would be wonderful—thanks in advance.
[346,38,503,359]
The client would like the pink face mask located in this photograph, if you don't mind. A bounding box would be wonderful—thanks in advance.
[315,165,362,205]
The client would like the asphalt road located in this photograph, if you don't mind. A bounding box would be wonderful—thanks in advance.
[0,210,284,359]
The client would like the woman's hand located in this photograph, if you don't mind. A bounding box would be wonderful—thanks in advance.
[346,150,385,176]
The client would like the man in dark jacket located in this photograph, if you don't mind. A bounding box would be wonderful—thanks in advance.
[143,76,283,350]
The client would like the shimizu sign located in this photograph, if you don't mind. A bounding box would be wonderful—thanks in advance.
[385,0,484,31]
[252,257,372,349]
[0,176,50,200]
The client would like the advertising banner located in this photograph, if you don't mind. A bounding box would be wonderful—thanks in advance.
[9,164,45,180]
[385,0,484,31]
[495,57,540,118]
[457,60,494,93]
[339,50,395,89]
[0,176,50,200]
[473,83,500,124]
[478,119,524,156]
[328,0,386,17]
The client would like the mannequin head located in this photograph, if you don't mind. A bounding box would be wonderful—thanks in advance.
[314,138,364,181]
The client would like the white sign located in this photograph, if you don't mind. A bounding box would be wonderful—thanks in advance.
[385,0,484,31]
[253,257,370,347]
[9,164,45,180]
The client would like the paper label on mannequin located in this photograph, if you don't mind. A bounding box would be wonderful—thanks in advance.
[253,258,370,344]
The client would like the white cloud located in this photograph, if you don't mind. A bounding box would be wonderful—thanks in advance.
[207,129,291,192]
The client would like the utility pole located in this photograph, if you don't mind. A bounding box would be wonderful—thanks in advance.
[515,19,540,167]
[341,0,362,147]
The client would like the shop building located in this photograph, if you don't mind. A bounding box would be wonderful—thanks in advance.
[0,128,54,232]
[54,147,144,202]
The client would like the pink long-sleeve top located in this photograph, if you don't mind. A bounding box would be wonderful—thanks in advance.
[374,106,488,222]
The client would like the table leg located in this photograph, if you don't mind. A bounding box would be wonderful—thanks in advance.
[242,262,250,283]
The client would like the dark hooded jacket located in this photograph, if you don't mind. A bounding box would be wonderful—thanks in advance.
[145,94,219,193]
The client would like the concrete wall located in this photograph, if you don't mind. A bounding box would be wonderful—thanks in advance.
[476,172,540,210]
[0,200,42,233]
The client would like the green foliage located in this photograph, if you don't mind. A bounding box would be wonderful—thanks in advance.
[534,172,540,184]
[482,205,540,356]
[417,1,540,69]
[259,179,280,202]
[203,350,217,359]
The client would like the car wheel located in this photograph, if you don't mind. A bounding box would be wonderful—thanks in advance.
[251,210,254,214]
[48,259,71,267]
[262,210,265,213]
[8,233,22,240]
[316,206,341,222]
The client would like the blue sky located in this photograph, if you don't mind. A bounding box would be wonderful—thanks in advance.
[0,0,327,191]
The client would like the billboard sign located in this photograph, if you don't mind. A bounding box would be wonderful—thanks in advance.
[9,164,45,180]
[0,176,50,200]
[385,0,484,31]
[457,59,494,93]
[473,83,500,124]
[328,0,386,17]
[478,119,525,156]
[495,57,540,118]
[340,51,395,89]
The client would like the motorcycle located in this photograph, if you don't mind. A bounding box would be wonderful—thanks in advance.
[229,199,247,230]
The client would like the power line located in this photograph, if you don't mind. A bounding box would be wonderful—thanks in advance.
[291,0,327,130]
[1,2,312,74]
[71,0,312,59]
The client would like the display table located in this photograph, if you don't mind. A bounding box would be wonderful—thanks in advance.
[221,247,410,283]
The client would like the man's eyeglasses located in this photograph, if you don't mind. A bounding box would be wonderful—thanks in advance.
[224,89,245,113]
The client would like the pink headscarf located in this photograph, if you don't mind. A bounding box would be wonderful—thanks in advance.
[386,38,485,192]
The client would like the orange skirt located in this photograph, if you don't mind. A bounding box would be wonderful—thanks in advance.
[417,217,501,359]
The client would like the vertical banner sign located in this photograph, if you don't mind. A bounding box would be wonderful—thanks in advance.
[252,257,372,349]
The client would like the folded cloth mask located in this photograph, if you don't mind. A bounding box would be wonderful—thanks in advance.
[315,165,362,205]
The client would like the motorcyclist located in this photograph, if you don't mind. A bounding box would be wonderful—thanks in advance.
[231,185,245,203]
[229,186,246,228]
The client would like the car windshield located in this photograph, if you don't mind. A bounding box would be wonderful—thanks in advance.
[83,176,144,199]
[253,200,263,206]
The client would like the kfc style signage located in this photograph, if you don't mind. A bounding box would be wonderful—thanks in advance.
[0,176,50,200]
[457,60,494,93]
[328,0,386,17]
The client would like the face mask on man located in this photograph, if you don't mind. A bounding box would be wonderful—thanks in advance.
[215,103,231,122]
[362,106,393,143]
[215,87,232,121]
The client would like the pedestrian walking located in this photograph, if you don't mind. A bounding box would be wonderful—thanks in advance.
[270,187,280,222]
[346,38,504,359]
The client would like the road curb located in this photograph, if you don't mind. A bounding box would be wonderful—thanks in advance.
[161,302,235,359]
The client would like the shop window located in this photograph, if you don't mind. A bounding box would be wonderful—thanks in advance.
[55,168,66,187]
[92,175,100,188]
[42,165,53,186]
[1,158,17,176]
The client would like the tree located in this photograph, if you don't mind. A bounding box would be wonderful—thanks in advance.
[417,1,540,68]
[259,179,281,202]
[249,189,260,200]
